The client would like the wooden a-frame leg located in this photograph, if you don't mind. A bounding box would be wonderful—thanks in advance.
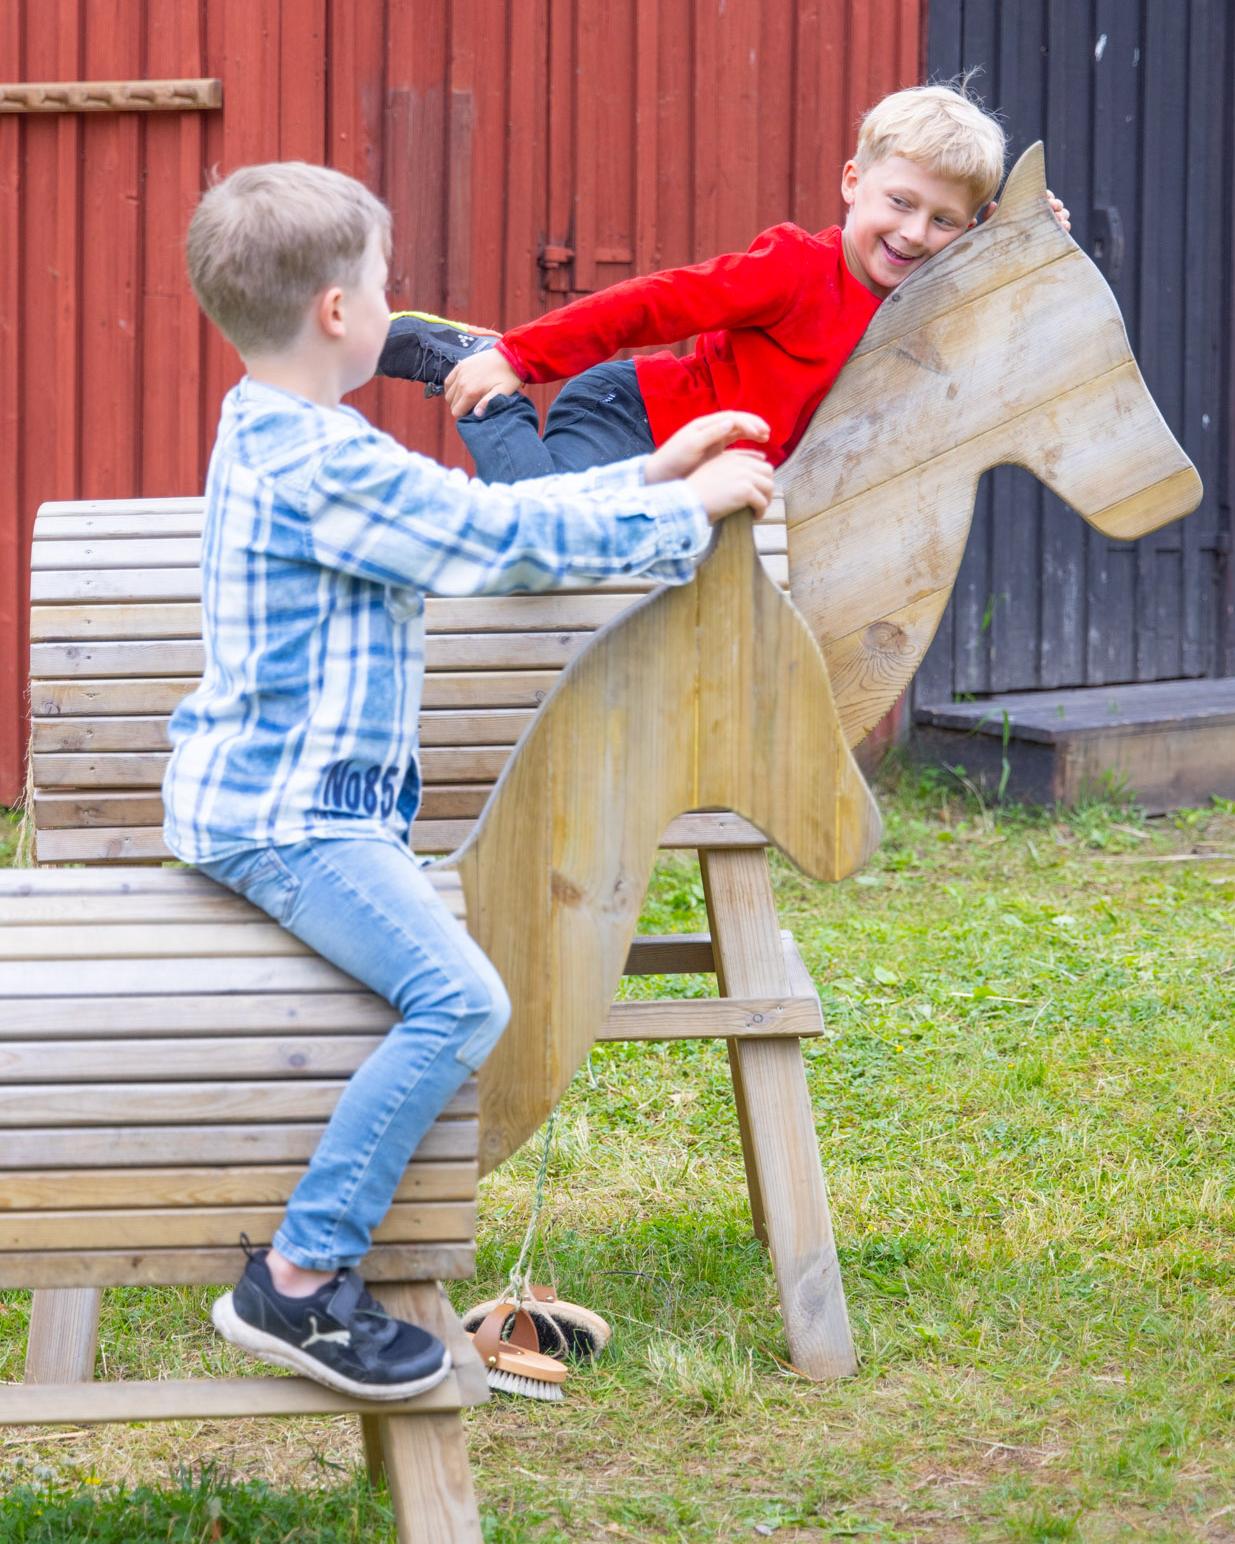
[699,847,857,1381]
[725,1039,769,1245]
[369,1282,484,1541]
[25,1288,101,1384]
[359,1414,386,1488]
[380,1409,481,1543]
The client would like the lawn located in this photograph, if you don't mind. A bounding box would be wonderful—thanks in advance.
[2,770,1233,1542]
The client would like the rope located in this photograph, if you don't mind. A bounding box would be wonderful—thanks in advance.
[504,1109,557,1305]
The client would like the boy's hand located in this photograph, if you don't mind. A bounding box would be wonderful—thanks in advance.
[444,350,522,419]
[685,449,775,524]
[644,410,771,485]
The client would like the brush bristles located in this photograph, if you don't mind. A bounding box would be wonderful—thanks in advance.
[486,1368,564,1401]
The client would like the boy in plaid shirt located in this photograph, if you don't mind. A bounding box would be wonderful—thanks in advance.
[164,161,772,1399]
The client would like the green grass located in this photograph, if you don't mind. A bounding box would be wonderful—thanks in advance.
[3,772,1234,1541]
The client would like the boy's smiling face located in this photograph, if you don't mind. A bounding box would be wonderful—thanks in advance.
[840,155,982,298]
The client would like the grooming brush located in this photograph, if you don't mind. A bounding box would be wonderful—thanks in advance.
[469,1303,567,1400]
[462,1282,611,1361]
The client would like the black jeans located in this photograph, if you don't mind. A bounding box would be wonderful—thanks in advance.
[456,360,655,482]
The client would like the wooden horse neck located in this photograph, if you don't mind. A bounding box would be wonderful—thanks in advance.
[454,509,880,1171]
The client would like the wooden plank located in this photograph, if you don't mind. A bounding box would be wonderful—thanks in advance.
[598,995,821,1041]
[30,537,203,570]
[30,810,772,865]
[31,512,205,540]
[0,1368,480,1421]
[2,1118,478,1170]
[31,602,202,642]
[0,991,387,1034]
[25,1288,100,1384]
[31,744,511,789]
[0,1008,817,1070]
[31,679,197,716]
[0,1034,383,1079]
[35,496,207,519]
[0,1200,475,1250]
[0,1161,476,1210]
[0,1239,473,1290]
[29,673,557,716]
[0,1079,484,1128]
[29,633,602,680]
[32,717,171,753]
[28,706,531,752]
[701,847,856,1381]
[0,953,358,995]
[624,932,714,974]
[0,78,222,113]
[35,791,165,828]
[29,569,204,603]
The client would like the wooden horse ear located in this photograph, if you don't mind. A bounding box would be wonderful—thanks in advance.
[991,141,1048,221]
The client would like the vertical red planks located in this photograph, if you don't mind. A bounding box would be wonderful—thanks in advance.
[79,0,142,499]
[0,0,922,803]
[142,0,206,496]
[0,2,24,801]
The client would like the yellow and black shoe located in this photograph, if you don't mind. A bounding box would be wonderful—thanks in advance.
[378,310,500,396]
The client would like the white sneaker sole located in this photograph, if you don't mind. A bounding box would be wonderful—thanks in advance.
[211,1290,453,1403]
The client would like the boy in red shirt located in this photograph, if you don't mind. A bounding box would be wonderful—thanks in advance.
[379,81,1068,481]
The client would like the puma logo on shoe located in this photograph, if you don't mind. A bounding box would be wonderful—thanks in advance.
[301,1313,352,1349]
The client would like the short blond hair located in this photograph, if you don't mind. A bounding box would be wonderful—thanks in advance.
[186,162,391,356]
[854,79,1006,209]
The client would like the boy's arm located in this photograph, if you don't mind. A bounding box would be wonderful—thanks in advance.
[304,430,713,598]
[495,223,810,385]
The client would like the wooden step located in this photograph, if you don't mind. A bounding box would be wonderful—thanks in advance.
[913,677,1235,812]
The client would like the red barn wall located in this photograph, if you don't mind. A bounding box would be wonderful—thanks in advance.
[0,0,923,803]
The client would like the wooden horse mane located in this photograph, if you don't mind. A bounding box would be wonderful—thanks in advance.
[780,141,1204,747]
[449,513,880,1173]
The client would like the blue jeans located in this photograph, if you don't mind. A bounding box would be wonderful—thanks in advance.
[198,837,510,1271]
[457,359,655,482]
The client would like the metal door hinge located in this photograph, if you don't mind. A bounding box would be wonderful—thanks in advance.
[538,242,575,293]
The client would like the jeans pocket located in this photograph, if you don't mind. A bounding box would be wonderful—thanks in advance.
[210,847,302,927]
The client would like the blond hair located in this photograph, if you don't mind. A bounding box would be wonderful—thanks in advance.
[854,78,1006,209]
[186,162,391,356]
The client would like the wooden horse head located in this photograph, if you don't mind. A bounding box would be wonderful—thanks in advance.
[451,513,881,1173]
[779,142,1203,747]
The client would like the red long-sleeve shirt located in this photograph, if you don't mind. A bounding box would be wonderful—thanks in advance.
[497,223,881,468]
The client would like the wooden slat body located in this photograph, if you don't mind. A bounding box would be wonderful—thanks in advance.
[26,496,787,864]
[0,865,479,1285]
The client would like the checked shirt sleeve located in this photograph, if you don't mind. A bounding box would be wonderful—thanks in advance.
[303,430,712,596]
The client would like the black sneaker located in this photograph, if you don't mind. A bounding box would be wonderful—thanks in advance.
[378,310,500,396]
[211,1246,451,1401]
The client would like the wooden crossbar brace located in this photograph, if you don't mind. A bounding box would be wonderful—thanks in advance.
[0,79,222,113]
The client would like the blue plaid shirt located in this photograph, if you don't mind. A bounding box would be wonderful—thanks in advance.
[163,379,711,862]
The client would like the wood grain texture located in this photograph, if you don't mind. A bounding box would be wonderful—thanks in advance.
[700,849,855,1380]
[24,1288,100,1383]
[456,512,880,1173]
[778,142,1204,746]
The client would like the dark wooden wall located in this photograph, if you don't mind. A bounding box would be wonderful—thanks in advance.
[0,0,922,805]
[917,0,1233,705]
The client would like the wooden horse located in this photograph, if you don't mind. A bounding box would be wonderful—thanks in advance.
[449,141,1200,1378]
[779,142,1203,746]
